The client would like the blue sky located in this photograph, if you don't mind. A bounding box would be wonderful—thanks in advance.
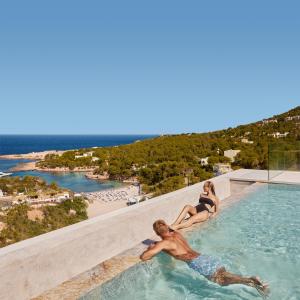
[0,0,299,134]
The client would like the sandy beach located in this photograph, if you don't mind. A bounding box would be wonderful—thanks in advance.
[84,185,140,218]
[9,161,37,171]
[0,150,65,160]
[9,162,96,173]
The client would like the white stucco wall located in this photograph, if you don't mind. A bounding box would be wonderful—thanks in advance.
[0,173,235,300]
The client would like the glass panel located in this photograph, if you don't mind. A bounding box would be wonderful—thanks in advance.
[268,141,300,180]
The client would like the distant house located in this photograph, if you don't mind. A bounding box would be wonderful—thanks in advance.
[224,149,241,162]
[75,151,94,159]
[24,192,70,206]
[213,163,232,176]
[241,138,254,144]
[0,190,3,197]
[85,152,94,157]
[200,157,209,166]
[262,119,277,124]
[285,115,300,121]
[131,164,139,171]
[268,132,289,138]
[57,193,70,202]
[92,157,100,162]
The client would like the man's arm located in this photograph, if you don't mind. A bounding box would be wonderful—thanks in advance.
[140,241,169,261]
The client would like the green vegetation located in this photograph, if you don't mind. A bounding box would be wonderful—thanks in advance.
[38,106,300,195]
[41,151,95,170]
[0,197,87,248]
[0,176,64,197]
[0,177,88,248]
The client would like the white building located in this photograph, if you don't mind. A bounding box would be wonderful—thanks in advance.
[262,119,277,124]
[285,115,300,121]
[224,149,241,162]
[85,152,94,157]
[75,152,94,159]
[200,157,209,166]
[213,163,232,175]
[57,193,70,201]
[92,157,100,162]
[241,138,254,144]
[268,132,289,138]
[23,192,70,205]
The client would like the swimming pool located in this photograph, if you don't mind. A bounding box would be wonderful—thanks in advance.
[81,184,300,300]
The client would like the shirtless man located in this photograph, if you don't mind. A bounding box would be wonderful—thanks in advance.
[140,220,269,298]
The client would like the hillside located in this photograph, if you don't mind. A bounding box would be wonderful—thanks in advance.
[0,176,88,248]
[38,106,300,195]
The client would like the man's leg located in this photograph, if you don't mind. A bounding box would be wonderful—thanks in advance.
[211,268,269,297]
[172,205,197,226]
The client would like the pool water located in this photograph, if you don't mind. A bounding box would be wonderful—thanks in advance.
[82,184,300,300]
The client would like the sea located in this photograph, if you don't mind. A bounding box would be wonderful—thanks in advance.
[0,135,156,192]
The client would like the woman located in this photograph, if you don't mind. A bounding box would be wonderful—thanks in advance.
[171,181,219,230]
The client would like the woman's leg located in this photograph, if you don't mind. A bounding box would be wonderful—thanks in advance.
[172,205,197,226]
[172,211,209,230]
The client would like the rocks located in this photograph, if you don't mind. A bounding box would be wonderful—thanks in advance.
[10,161,37,171]
[68,209,76,216]
[0,222,6,231]
[27,209,44,221]
[85,172,109,180]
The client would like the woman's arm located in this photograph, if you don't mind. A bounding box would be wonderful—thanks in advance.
[212,196,220,216]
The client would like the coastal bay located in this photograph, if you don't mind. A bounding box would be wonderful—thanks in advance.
[0,159,122,193]
[0,134,154,193]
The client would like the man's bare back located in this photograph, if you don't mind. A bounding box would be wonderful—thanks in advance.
[155,230,199,261]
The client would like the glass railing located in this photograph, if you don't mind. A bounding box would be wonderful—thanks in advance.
[268,141,300,180]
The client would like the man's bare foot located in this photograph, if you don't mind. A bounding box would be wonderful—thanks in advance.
[250,277,270,299]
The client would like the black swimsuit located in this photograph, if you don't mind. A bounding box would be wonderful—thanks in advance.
[195,196,215,213]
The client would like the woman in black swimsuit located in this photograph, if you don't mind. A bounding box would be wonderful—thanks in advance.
[171,181,219,230]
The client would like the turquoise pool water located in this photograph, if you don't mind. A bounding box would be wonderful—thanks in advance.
[82,184,300,300]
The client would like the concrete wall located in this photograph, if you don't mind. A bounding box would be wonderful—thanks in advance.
[0,174,233,300]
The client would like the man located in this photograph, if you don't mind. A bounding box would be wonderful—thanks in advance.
[140,220,269,298]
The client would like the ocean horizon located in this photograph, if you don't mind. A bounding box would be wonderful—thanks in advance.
[0,134,157,155]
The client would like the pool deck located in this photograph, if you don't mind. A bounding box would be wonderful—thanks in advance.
[225,169,300,185]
